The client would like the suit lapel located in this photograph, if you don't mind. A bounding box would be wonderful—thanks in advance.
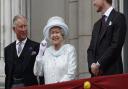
[8,41,17,75]
[94,20,102,52]
[12,41,18,59]
[99,9,116,42]
[11,41,17,61]
[20,39,32,72]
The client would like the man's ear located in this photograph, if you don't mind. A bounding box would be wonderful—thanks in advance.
[13,26,16,32]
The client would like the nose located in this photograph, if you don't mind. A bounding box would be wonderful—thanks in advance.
[52,33,57,37]
[21,25,27,31]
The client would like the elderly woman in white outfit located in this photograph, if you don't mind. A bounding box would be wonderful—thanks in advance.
[34,16,77,84]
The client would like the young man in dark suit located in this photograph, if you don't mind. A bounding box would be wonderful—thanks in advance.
[4,15,44,89]
[87,0,127,77]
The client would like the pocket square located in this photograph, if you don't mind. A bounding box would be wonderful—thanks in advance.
[108,21,112,26]
[31,51,37,55]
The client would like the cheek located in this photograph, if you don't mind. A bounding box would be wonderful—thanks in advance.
[94,0,102,7]
[24,30,28,34]
[98,0,103,6]
[57,34,63,40]
[50,34,53,39]
[15,30,20,35]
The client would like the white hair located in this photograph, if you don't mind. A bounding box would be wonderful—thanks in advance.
[12,15,27,27]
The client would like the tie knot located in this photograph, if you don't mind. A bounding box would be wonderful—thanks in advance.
[102,15,106,19]
[102,15,107,24]
[18,41,22,45]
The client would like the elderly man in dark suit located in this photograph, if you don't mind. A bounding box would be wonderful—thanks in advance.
[87,0,127,77]
[4,15,44,89]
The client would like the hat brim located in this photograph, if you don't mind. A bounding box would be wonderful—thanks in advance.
[43,23,69,40]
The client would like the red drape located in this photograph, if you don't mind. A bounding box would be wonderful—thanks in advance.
[16,74,128,89]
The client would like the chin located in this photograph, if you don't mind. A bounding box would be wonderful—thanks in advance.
[53,43,59,45]
[20,37,27,41]
[52,41,58,44]
[20,35,27,39]
[22,37,27,40]
[96,9,101,12]
[94,5,101,12]
[96,7,102,13]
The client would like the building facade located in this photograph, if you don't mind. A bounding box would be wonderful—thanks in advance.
[0,0,128,88]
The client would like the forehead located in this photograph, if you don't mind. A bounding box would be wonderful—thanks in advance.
[93,0,103,2]
[15,18,27,26]
[50,26,62,31]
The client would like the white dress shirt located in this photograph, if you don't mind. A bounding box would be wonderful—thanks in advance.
[16,38,27,57]
[103,6,114,21]
[34,44,77,84]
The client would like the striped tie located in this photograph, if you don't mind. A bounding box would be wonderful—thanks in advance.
[18,42,22,56]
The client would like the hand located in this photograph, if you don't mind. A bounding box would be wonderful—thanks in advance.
[91,63,100,76]
[38,39,47,56]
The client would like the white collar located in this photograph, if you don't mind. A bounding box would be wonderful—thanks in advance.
[48,44,66,57]
[104,6,114,17]
[16,38,27,45]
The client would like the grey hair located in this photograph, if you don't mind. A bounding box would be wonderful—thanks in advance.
[12,15,27,27]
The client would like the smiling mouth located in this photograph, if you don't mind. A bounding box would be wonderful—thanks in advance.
[52,37,59,41]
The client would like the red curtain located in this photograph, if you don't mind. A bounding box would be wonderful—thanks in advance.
[16,74,128,89]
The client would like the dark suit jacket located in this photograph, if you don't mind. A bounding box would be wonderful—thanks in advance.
[87,9,127,77]
[4,38,44,89]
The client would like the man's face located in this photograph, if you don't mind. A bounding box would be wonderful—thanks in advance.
[92,0,104,12]
[13,18,28,41]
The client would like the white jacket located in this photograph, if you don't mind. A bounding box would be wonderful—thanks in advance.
[34,44,77,84]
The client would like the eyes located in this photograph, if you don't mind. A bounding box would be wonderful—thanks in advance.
[18,25,27,29]
[50,28,62,36]
[51,30,61,35]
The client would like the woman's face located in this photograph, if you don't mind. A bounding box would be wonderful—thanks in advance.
[50,26,64,46]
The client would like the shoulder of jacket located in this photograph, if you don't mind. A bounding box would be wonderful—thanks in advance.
[28,39,40,46]
[4,41,15,50]
[113,11,125,21]
[65,44,75,52]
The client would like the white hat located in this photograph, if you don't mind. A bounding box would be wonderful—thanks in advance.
[43,16,69,40]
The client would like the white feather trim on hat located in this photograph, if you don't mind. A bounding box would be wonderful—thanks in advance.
[43,16,69,40]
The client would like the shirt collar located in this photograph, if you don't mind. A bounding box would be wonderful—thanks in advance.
[104,6,114,17]
[16,38,27,45]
